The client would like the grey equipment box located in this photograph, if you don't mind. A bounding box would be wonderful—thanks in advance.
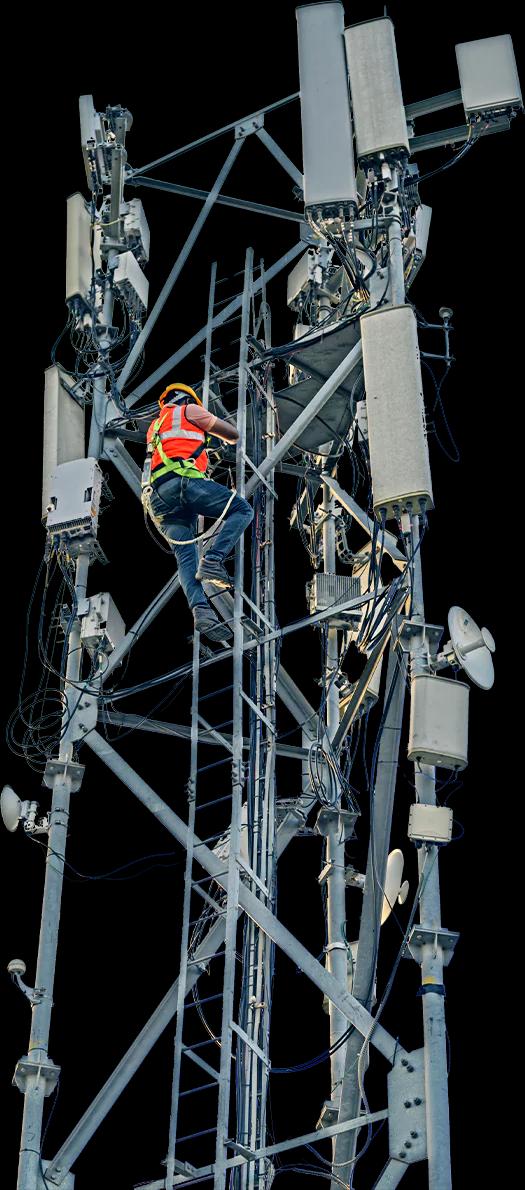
[46,457,103,547]
[79,592,125,656]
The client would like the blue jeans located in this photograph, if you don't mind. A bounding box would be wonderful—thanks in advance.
[148,473,254,610]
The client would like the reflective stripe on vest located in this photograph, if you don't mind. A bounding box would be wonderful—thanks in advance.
[146,403,208,475]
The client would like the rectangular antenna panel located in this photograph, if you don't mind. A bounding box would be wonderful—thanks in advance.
[66,193,101,310]
[114,251,149,315]
[404,204,432,289]
[123,198,150,263]
[456,35,522,117]
[42,367,85,519]
[345,18,409,164]
[287,250,315,307]
[296,2,357,210]
[79,95,110,191]
[360,304,434,518]
[408,674,469,770]
[46,457,102,545]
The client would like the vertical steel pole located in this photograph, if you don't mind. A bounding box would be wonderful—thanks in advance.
[410,517,452,1190]
[214,248,253,1188]
[387,170,405,307]
[320,481,348,1114]
[240,275,277,1190]
[333,643,406,1180]
[334,175,409,1186]
[88,265,115,460]
[16,552,89,1190]
[164,627,200,1188]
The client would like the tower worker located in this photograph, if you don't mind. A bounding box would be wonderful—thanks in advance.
[142,383,253,642]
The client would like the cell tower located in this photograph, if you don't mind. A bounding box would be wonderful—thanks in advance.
[4,7,521,1189]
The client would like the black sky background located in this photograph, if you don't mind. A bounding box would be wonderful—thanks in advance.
[2,3,520,1187]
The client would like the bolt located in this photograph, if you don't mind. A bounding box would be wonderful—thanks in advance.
[405,1141,412,1149]
[398,1151,406,1160]
[414,1097,422,1105]
[411,1131,418,1139]
[401,1058,408,1066]
[407,1064,414,1072]
[404,1100,412,1109]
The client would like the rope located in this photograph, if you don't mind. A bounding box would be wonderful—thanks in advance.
[142,484,238,547]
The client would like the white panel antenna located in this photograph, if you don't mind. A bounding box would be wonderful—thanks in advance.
[345,18,409,165]
[66,193,101,312]
[456,35,523,119]
[296,2,358,216]
[360,303,434,519]
[408,674,470,770]
[42,367,85,519]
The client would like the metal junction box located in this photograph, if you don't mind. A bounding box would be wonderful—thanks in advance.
[307,573,361,626]
[296,2,357,213]
[408,674,469,770]
[456,35,523,118]
[345,18,409,165]
[79,592,125,656]
[46,457,103,547]
[360,304,434,519]
[408,803,453,845]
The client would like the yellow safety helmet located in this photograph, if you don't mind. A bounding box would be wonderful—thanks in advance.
[158,382,202,408]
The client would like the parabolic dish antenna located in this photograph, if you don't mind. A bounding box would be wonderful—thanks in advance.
[1,785,23,833]
[381,849,409,925]
[447,606,495,691]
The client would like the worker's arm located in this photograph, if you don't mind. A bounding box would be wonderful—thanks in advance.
[185,403,239,444]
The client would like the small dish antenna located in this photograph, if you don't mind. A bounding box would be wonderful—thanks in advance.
[443,606,495,690]
[1,786,25,832]
[381,848,409,924]
[1,786,48,835]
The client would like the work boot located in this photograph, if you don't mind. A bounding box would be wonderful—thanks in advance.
[193,604,232,642]
[195,556,232,589]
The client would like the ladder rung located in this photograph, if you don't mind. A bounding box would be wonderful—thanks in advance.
[199,683,234,704]
[186,992,224,1008]
[198,830,230,844]
[197,756,231,775]
[191,870,228,886]
[188,909,226,926]
[176,1126,217,1144]
[195,793,233,811]
[179,1080,218,1099]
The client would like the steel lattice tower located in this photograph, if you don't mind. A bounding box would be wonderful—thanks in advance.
[5,8,521,1190]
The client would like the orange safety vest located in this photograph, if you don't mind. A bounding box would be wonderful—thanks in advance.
[146,402,209,476]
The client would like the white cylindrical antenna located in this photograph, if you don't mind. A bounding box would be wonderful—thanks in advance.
[296,2,358,217]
